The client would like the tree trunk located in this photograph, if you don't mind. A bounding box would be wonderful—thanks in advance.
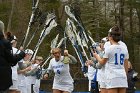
[7,0,15,32]
[105,0,107,20]
[129,0,133,33]
[136,8,140,32]
[0,0,4,3]
[129,0,135,63]
[119,0,125,41]
[113,0,118,24]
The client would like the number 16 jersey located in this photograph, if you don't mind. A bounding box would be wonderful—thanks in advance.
[103,44,129,88]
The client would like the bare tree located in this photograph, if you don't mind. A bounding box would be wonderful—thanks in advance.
[104,0,107,20]
[7,0,16,32]
[135,8,140,32]
[119,0,125,41]
[128,0,135,63]
[129,0,133,33]
[0,0,4,3]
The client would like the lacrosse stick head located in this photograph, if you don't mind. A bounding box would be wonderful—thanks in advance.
[44,13,56,26]
[51,34,59,49]
[47,13,56,20]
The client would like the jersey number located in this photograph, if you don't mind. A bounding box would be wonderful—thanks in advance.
[115,53,125,65]
[57,70,60,74]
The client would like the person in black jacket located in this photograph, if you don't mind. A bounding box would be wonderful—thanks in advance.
[126,61,139,93]
[0,20,25,92]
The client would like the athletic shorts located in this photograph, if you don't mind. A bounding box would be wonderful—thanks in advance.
[98,81,106,89]
[9,80,18,90]
[53,82,74,93]
[106,77,128,89]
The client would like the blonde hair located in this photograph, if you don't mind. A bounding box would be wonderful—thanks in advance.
[51,48,61,54]
[35,56,43,60]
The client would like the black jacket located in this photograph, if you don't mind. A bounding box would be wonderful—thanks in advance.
[0,39,25,91]
[127,69,138,93]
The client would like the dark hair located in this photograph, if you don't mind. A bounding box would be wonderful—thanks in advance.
[5,32,17,42]
[108,25,121,42]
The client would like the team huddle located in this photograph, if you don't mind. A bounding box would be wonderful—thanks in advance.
[0,18,138,93]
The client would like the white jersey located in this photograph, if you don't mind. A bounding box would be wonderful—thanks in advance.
[26,63,39,93]
[11,47,20,80]
[87,66,96,81]
[87,66,96,91]
[104,41,128,50]
[103,44,129,88]
[100,41,129,88]
[97,66,106,88]
[96,51,106,88]
[9,47,20,90]
[47,56,74,92]
[17,59,28,93]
